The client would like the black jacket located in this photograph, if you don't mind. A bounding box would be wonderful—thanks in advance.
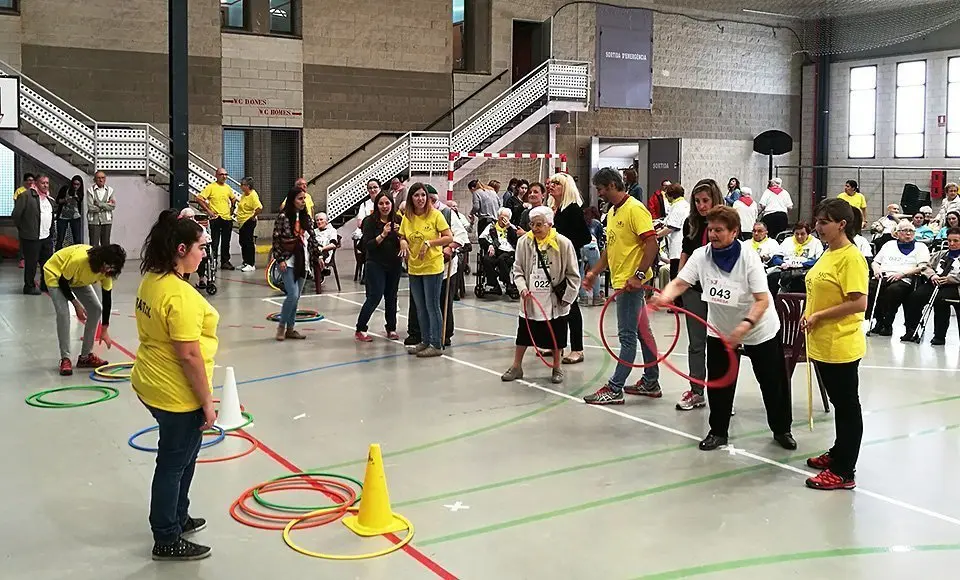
[554,203,591,252]
[12,189,54,240]
[361,214,403,271]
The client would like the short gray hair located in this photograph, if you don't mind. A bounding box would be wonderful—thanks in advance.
[592,168,624,192]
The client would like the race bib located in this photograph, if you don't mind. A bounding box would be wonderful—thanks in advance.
[703,277,740,307]
[530,269,553,297]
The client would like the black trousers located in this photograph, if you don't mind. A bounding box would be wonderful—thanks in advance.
[566,299,584,352]
[21,236,53,290]
[407,276,454,344]
[868,278,912,327]
[210,217,233,263]
[813,359,862,479]
[481,250,513,287]
[706,335,793,439]
[904,282,960,339]
[238,218,257,267]
[762,212,789,239]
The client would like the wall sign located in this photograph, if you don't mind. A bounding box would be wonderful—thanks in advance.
[595,6,653,110]
[222,98,302,117]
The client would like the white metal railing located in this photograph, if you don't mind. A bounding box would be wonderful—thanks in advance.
[325,58,590,221]
[0,58,239,197]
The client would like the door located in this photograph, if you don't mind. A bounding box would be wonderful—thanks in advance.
[513,20,546,82]
[647,138,681,197]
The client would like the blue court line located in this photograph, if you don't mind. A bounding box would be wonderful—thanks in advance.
[213,336,511,389]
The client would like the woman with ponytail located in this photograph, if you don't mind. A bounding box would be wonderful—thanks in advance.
[801,198,869,491]
[271,187,321,341]
[131,209,221,561]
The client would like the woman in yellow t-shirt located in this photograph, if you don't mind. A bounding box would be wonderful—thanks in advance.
[837,179,868,228]
[801,199,868,491]
[132,209,220,561]
[236,177,262,272]
[398,183,452,357]
[44,243,126,376]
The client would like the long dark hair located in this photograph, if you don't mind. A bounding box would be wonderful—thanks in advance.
[686,179,724,239]
[373,192,397,225]
[404,182,431,216]
[88,244,127,277]
[141,209,204,274]
[57,175,84,204]
[814,198,857,243]
[283,187,312,231]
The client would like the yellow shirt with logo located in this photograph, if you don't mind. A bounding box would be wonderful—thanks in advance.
[236,190,263,226]
[804,243,868,364]
[131,272,220,413]
[837,192,867,214]
[399,209,449,276]
[198,182,235,218]
[605,196,656,289]
[43,244,114,291]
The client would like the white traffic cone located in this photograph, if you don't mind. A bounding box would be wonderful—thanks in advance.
[215,366,246,430]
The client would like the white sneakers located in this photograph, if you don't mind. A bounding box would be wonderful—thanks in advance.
[240,264,256,272]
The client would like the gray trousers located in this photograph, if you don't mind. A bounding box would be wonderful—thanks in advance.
[682,288,708,395]
[88,224,112,247]
[51,286,101,360]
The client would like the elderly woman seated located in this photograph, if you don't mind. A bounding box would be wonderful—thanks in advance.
[870,203,903,253]
[766,221,823,298]
[901,227,960,344]
[479,207,520,298]
[867,219,931,336]
[311,212,339,274]
[747,221,780,265]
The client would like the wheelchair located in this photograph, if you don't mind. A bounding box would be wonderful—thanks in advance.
[474,246,518,299]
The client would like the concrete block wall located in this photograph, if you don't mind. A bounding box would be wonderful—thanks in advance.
[221,35,303,128]
[0,13,21,68]
[814,50,960,222]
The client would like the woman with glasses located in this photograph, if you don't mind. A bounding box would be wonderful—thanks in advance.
[867,220,930,336]
[43,243,127,376]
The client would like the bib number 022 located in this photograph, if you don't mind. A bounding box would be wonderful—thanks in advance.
[532,279,551,289]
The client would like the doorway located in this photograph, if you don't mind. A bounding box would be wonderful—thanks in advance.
[512,20,548,83]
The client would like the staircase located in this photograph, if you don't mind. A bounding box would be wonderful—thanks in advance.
[325,59,590,224]
[0,59,239,199]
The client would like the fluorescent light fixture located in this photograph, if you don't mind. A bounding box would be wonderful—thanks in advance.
[741,8,803,20]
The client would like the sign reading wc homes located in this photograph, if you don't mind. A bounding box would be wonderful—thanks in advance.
[222,98,302,117]
[595,6,653,110]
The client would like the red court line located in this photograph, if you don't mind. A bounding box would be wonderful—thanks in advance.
[111,339,457,579]
[220,276,271,287]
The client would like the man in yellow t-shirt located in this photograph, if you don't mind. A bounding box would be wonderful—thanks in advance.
[196,168,238,270]
[235,177,263,271]
[583,168,661,406]
[837,180,868,227]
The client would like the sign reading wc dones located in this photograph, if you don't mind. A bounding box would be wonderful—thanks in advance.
[596,6,653,110]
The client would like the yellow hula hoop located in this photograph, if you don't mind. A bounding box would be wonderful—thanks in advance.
[282,507,414,560]
[94,362,134,379]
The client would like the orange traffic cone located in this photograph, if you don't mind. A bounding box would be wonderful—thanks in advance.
[342,444,408,536]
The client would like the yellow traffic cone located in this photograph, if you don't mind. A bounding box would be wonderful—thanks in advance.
[342,444,408,536]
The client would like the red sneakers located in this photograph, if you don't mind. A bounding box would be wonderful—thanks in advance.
[806,469,856,490]
[355,331,374,343]
[76,353,108,368]
[806,452,832,470]
[59,358,73,376]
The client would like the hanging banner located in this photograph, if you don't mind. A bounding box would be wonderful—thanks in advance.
[595,6,653,110]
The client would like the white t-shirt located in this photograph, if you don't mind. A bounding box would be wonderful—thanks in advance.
[759,188,793,216]
[746,237,780,263]
[874,239,930,279]
[663,198,689,260]
[854,235,873,258]
[775,236,824,265]
[677,242,780,345]
[38,194,53,239]
[733,198,759,234]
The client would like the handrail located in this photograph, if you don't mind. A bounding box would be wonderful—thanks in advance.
[452,60,552,141]
[777,164,960,171]
[0,58,98,127]
[306,68,509,186]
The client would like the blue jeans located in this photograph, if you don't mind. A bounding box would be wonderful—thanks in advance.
[280,265,307,328]
[607,289,660,391]
[409,273,443,348]
[145,403,204,544]
[579,243,601,299]
[356,261,401,332]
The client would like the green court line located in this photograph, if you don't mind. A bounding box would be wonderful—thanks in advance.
[313,331,612,471]
[416,421,960,546]
[631,544,960,579]
[392,392,960,509]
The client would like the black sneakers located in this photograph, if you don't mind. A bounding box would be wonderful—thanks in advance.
[181,517,207,535]
[152,537,211,561]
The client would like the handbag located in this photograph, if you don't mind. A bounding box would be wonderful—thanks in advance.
[534,242,568,303]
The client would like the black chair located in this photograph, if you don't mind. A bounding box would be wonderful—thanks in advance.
[900,183,931,216]
[320,234,342,292]
[776,293,829,412]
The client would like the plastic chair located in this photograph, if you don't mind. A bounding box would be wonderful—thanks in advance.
[776,292,830,412]
[321,235,342,292]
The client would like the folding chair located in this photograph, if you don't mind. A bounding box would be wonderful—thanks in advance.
[776,292,830,412]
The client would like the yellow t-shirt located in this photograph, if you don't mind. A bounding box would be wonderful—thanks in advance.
[236,190,263,225]
[605,196,656,289]
[804,243,868,364]
[837,192,867,214]
[399,209,449,276]
[198,182,235,218]
[131,272,220,412]
[279,192,315,217]
[43,244,115,291]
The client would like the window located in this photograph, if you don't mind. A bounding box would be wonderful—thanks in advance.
[0,0,18,13]
[848,66,877,159]
[270,0,295,34]
[223,128,301,212]
[453,0,465,70]
[895,60,927,158]
[453,0,491,73]
[220,0,245,29]
[948,57,960,157]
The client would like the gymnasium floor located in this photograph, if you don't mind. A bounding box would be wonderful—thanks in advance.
[3,255,960,580]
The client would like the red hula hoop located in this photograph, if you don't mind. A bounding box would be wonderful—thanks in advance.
[600,286,740,389]
[521,293,560,368]
[598,287,682,369]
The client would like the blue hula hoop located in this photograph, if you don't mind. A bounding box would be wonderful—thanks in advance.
[128,424,225,453]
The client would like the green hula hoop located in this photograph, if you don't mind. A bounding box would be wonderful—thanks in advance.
[252,471,363,512]
[205,411,255,434]
[25,385,120,409]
